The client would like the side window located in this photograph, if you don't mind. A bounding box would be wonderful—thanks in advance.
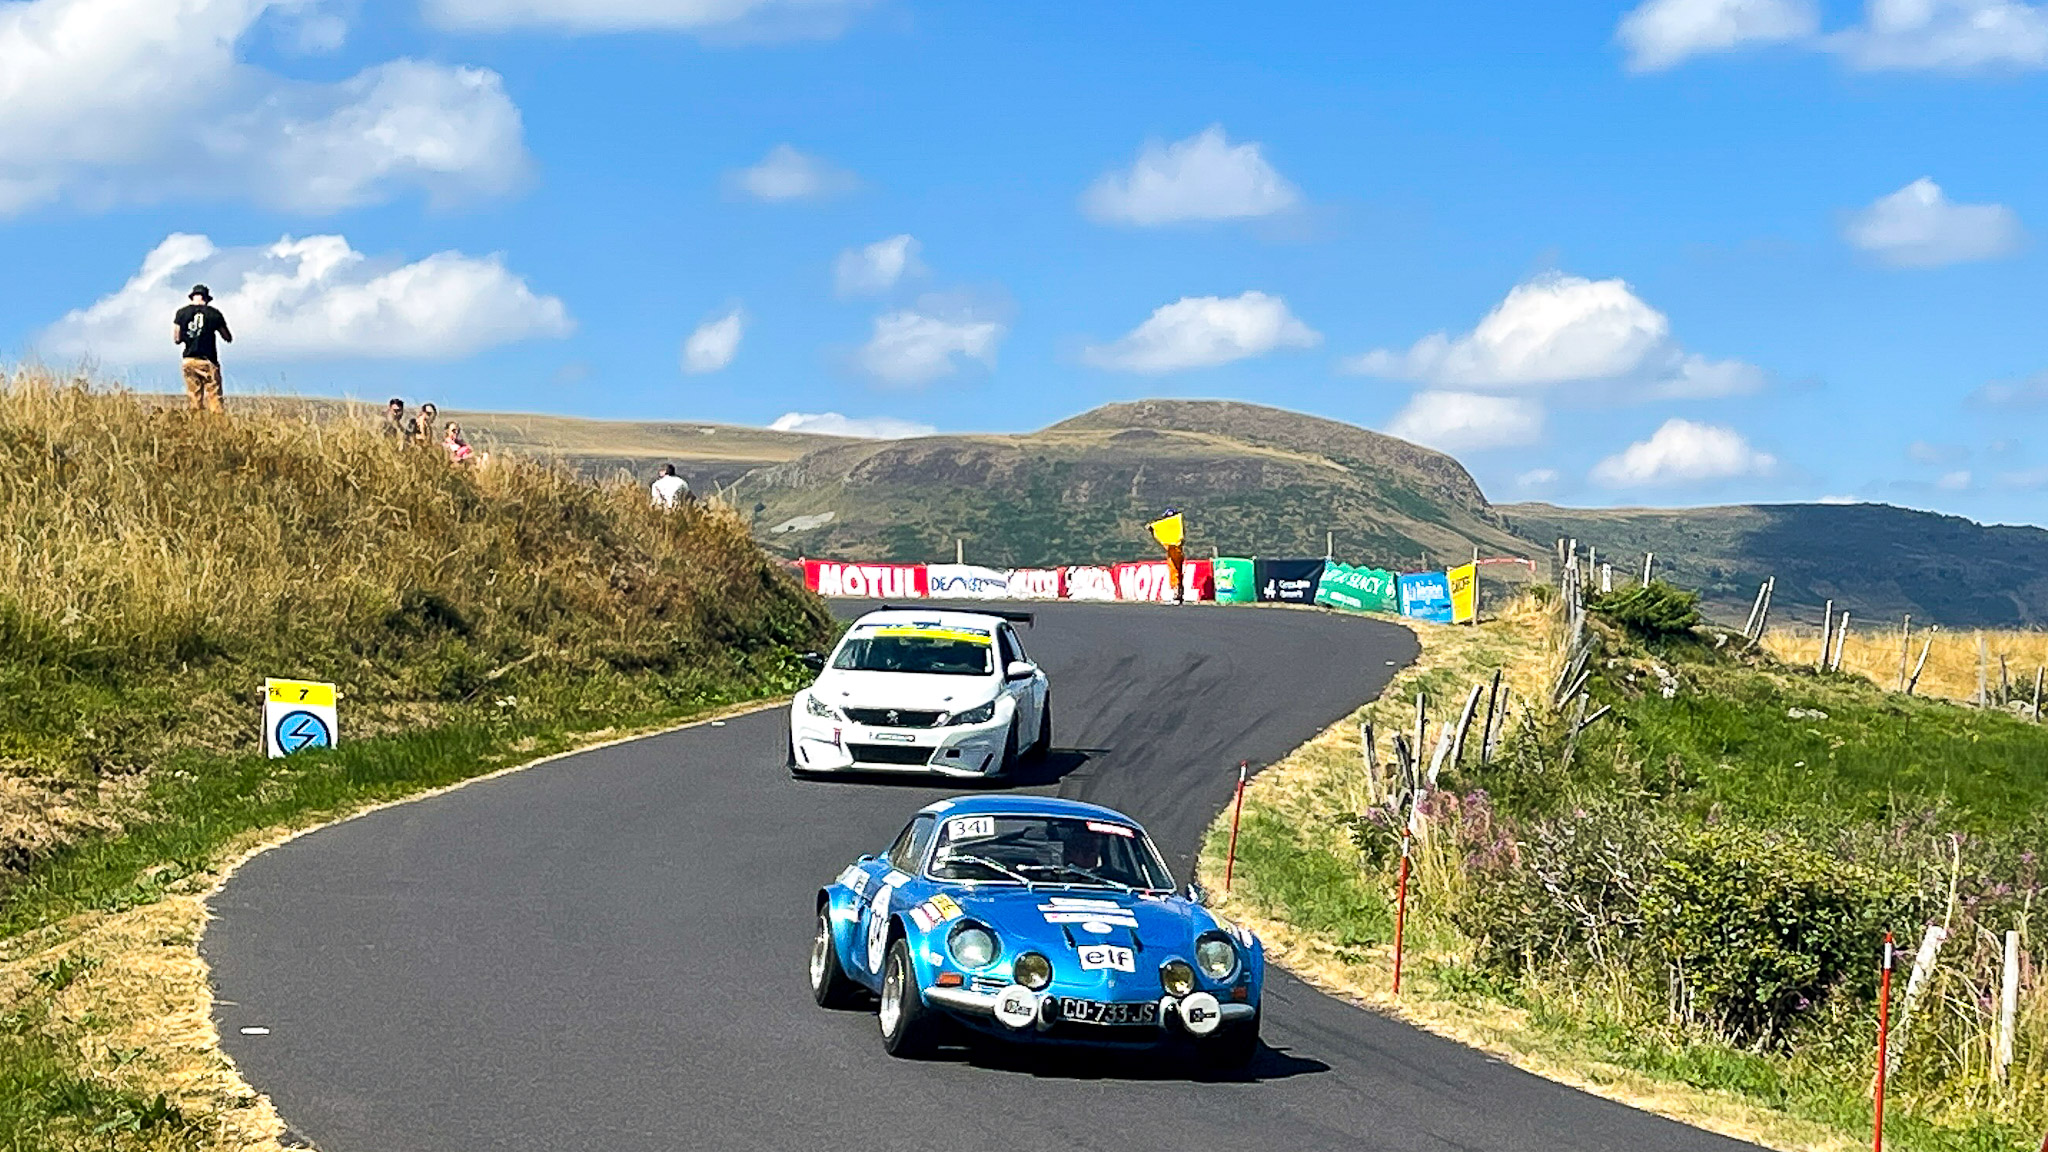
[887,815,936,872]
[997,627,1022,668]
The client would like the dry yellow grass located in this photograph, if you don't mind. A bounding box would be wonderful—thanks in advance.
[1764,622,2048,709]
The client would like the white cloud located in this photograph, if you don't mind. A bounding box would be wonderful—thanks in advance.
[1971,371,2048,406]
[0,0,526,215]
[1818,493,1862,503]
[1997,467,2048,489]
[682,307,744,374]
[1517,467,1561,490]
[1348,273,1764,399]
[422,0,866,35]
[1833,0,2048,69]
[1081,126,1301,226]
[1844,178,2024,267]
[1592,419,1778,487]
[1084,291,1319,374]
[1936,468,1974,490]
[1618,0,1819,71]
[857,307,1005,386]
[768,411,936,439]
[728,144,857,202]
[1907,439,1969,463]
[40,233,571,363]
[1385,391,1545,453]
[834,234,923,296]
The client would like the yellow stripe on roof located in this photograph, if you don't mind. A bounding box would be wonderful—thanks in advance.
[870,626,992,644]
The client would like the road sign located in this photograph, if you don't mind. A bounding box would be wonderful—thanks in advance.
[264,678,339,759]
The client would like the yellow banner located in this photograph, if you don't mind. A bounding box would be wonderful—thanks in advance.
[265,677,336,708]
[1447,562,1478,625]
[1147,512,1184,548]
[871,627,991,644]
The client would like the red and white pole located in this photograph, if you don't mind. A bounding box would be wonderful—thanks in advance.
[1393,828,1413,996]
[1223,761,1249,893]
[1875,932,1895,1152]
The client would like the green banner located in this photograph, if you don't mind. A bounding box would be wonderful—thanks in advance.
[1213,557,1257,603]
[1314,560,1399,613]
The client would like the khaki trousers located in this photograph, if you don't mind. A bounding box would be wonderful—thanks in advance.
[181,359,224,412]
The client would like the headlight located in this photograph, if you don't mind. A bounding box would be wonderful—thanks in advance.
[1160,960,1196,997]
[1013,952,1052,990]
[804,694,837,719]
[948,922,998,968]
[946,699,998,726]
[1195,933,1238,980]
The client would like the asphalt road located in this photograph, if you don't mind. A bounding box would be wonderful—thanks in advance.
[206,602,1757,1152]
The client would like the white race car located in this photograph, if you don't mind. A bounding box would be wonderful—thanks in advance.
[789,607,1051,778]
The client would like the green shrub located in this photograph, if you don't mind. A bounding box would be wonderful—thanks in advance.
[1590,581,1702,639]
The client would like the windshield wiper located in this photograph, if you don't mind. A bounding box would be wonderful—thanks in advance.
[942,853,1034,887]
[1043,863,1137,893]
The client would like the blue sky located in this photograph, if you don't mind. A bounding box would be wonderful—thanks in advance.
[4,0,2046,525]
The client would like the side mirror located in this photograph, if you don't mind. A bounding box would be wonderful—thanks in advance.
[1186,881,1210,907]
[799,651,826,672]
[1005,660,1037,681]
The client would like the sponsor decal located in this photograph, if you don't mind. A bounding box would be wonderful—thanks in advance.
[1447,561,1478,624]
[1109,560,1215,602]
[872,732,915,743]
[865,884,893,971]
[804,560,928,599]
[1078,944,1136,972]
[1005,568,1063,600]
[1179,991,1222,1035]
[1063,566,1118,601]
[908,893,965,932]
[1253,557,1324,604]
[994,985,1038,1029]
[948,815,997,840]
[1398,571,1455,624]
[1084,820,1136,838]
[1038,896,1139,929]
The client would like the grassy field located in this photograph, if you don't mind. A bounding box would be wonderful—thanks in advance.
[1206,589,2048,1152]
[1764,623,2048,712]
[0,372,834,1151]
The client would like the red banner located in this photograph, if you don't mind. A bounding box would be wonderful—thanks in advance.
[803,560,928,599]
[1111,559,1215,602]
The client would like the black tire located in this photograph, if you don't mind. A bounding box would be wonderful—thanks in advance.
[1026,696,1052,762]
[809,906,863,1009]
[1201,1008,1262,1070]
[877,937,944,1058]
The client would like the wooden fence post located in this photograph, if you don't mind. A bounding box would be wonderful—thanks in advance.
[1819,600,1834,671]
[1996,929,2020,1083]
[1832,613,1851,672]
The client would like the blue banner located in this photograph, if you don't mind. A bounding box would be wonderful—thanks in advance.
[1398,571,1454,623]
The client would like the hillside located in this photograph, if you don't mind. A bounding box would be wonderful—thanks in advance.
[733,399,1536,569]
[1501,501,2048,628]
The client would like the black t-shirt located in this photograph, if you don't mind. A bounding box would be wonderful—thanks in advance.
[174,304,232,363]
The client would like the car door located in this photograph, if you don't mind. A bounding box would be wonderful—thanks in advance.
[856,815,935,978]
[997,625,1042,739]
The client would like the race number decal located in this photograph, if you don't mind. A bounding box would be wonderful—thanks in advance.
[865,884,893,971]
[1077,944,1136,973]
[948,816,997,840]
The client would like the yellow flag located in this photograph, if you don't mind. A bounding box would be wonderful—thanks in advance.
[1147,513,1184,548]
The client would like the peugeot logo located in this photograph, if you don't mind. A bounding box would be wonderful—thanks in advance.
[885,710,901,726]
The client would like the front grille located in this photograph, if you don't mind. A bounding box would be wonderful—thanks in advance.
[847,743,935,766]
[844,707,945,728]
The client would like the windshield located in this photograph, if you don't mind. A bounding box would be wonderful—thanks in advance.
[927,813,1174,890]
[832,625,993,677]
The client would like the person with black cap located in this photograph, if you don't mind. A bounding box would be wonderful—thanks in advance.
[172,284,232,413]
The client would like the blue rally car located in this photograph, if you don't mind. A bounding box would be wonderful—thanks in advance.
[808,795,1264,1066]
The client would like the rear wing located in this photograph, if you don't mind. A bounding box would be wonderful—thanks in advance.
[878,605,1035,627]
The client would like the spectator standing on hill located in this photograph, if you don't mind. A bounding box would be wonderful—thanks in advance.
[172,285,232,413]
[383,398,413,440]
[413,403,438,447]
[651,463,689,509]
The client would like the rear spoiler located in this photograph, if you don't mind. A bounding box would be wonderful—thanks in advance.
[878,605,1035,627]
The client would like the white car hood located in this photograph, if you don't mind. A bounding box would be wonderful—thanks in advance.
[811,669,997,712]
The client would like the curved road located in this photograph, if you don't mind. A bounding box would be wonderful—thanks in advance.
[206,603,1754,1152]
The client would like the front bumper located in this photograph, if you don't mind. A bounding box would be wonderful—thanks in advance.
[790,708,1010,776]
[925,984,1255,1041]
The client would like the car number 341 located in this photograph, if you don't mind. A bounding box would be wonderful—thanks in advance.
[1059,998,1158,1026]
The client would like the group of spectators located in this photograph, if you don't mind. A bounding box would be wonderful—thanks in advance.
[384,397,475,463]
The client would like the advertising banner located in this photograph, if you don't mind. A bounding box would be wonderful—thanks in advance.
[804,560,928,599]
[1447,561,1478,624]
[1314,562,1400,614]
[1213,557,1256,604]
[1110,559,1216,602]
[1063,566,1118,601]
[1005,568,1064,600]
[1253,557,1324,604]
[1398,571,1454,623]
[927,564,1012,600]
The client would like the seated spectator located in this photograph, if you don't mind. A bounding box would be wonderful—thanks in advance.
[442,421,474,464]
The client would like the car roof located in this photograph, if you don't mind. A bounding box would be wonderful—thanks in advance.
[916,794,1141,827]
[847,608,1017,631]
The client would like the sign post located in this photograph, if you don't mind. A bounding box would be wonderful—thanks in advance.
[1223,762,1248,893]
[1874,933,1895,1152]
[1393,828,1413,996]
[264,678,339,758]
